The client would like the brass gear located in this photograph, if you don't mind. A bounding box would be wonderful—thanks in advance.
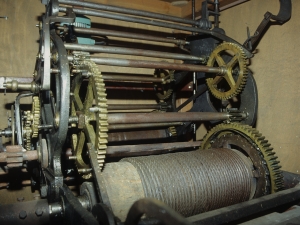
[154,68,174,101]
[206,42,248,100]
[71,59,108,179]
[201,123,283,193]
[23,96,40,150]
[31,96,40,138]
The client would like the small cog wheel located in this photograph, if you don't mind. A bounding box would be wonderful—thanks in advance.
[22,96,40,150]
[154,68,174,101]
[201,123,283,194]
[31,96,40,138]
[206,42,248,100]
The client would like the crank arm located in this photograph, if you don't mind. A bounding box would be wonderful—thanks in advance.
[243,0,291,51]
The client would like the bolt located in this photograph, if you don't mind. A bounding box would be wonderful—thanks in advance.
[17,197,24,202]
[0,16,8,20]
[19,210,27,219]
[40,185,48,198]
[35,208,43,217]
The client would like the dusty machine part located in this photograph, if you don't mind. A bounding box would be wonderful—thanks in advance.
[201,123,284,193]
[206,42,248,100]
[0,199,50,225]
[101,148,256,221]
[0,145,38,168]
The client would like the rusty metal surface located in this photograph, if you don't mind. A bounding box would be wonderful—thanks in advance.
[0,146,38,166]
[23,150,38,161]
[108,122,182,131]
[0,199,50,225]
[121,148,254,217]
[74,27,188,45]
[65,43,203,62]
[89,57,223,74]
[106,141,201,157]
[108,129,168,142]
[107,112,230,124]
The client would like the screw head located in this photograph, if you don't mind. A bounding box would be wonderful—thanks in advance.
[19,210,27,219]
[35,208,43,216]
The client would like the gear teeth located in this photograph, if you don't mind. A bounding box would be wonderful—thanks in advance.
[31,96,40,138]
[206,42,248,100]
[89,60,108,171]
[72,59,108,178]
[201,122,284,193]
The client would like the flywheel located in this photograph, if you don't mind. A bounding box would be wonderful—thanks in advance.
[201,123,284,194]
[206,42,248,100]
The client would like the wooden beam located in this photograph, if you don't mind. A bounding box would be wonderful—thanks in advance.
[90,0,182,17]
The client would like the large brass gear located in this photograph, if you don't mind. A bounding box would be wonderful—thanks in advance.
[71,59,108,179]
[206,42,248,100]
[201,123,284,194]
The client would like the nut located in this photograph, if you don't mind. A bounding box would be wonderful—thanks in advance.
[35,208,43,216]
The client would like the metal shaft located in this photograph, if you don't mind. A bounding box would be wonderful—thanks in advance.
[64,43,204,62]
[108,122,183,131]
[106,141,201,157]
[108,104,162,110]
[77,57,224,74]
[58,0,197,26]
[60,7,201,34]
[102,74,163,83]
[107,112,230,124]
[60,7,252,58]
[74,27,188,45]
[108,129,169,142]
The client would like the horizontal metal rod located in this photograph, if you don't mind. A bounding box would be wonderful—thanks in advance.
[108,104,162,110]
[60,7,253,58]
[64,43,204,61]
[73,27,188,45]
[58,0,197,25]
[69,56,224,73]
[106,141,201,157]
[107,112,230,124]
[106,86,156,91]
[0,76,33,90]
[108,129,169,142]
[59,7,201,34]
[108,122,183,131]
[102,74,163,83]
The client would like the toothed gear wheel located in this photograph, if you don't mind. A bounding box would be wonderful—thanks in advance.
[206,42,248,100]
[201,123,284,194]
[154,68,174,100]
[31,96,40,138]
[23,111,32,151]
[71,59,108,179]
